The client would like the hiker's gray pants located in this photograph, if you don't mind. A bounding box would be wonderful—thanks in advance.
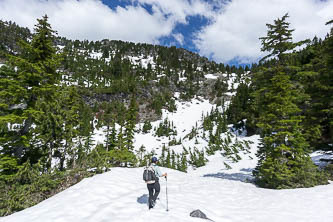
[147,181,160,208]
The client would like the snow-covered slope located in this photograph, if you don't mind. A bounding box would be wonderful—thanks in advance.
[2,85,333,222]
[2,144,333,222]
[92,73,246,157]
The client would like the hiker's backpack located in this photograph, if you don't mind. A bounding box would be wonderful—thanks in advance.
[143,166,156,184]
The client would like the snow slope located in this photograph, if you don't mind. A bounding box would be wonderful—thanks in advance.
[2,142,333,222]
[2,90,333,222]
[92,73,249,156]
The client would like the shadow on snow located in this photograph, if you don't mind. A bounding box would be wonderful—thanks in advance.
[137,194,148,204]
[203,168,254,183]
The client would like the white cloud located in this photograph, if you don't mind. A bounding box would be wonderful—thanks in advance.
[133,0,215,23]
[0,0,177,43]
[172,33,185,45]
[0,0,214,44]
[194,0,333,63]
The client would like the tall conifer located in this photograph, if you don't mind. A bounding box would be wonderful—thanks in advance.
[253,14,327,188]
[0,15,60,174]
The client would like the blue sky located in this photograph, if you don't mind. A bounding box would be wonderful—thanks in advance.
[0,0,332,65]
[159,15,211,52]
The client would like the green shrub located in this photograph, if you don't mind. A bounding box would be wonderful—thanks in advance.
[324,164,333,180]
[0,161,93,216]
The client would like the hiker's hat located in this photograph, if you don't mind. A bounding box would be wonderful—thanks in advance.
[152,157,158,163]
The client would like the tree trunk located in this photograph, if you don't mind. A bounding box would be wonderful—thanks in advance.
[14,116,33,158]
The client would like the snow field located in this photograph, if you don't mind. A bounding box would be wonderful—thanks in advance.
[2,145,333,222]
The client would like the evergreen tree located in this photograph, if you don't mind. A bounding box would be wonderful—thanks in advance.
[34,93,63,171]
[110,124,137,167]
[142,120,152,133]
[0,15,60,175]
[166,148,171,168]
[253,14,327,188]
[160,144,167,166]
[259,13,308,64]
[226,83,251,127]
[124,97,138,152]
[302,20,333,149]
[104,111,117,153]
[59,86,81,170]
[324,21,333,146]
[136,145,146,166]
[171,150,176,169]
[180,151,188,172]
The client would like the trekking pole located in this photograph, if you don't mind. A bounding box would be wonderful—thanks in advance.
[166,176,169,211]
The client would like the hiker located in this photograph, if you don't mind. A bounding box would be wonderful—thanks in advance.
[147,156,167,209]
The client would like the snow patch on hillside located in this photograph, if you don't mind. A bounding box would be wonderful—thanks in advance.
[89,94,216,156]
[87,72,252,160]
[204,74,218,79]
[90,51,103,60]
[127,55,155,69]
[134,95,215,155]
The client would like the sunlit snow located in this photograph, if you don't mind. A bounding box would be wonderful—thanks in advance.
[204,74,218,79]
[2,94,333,222]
